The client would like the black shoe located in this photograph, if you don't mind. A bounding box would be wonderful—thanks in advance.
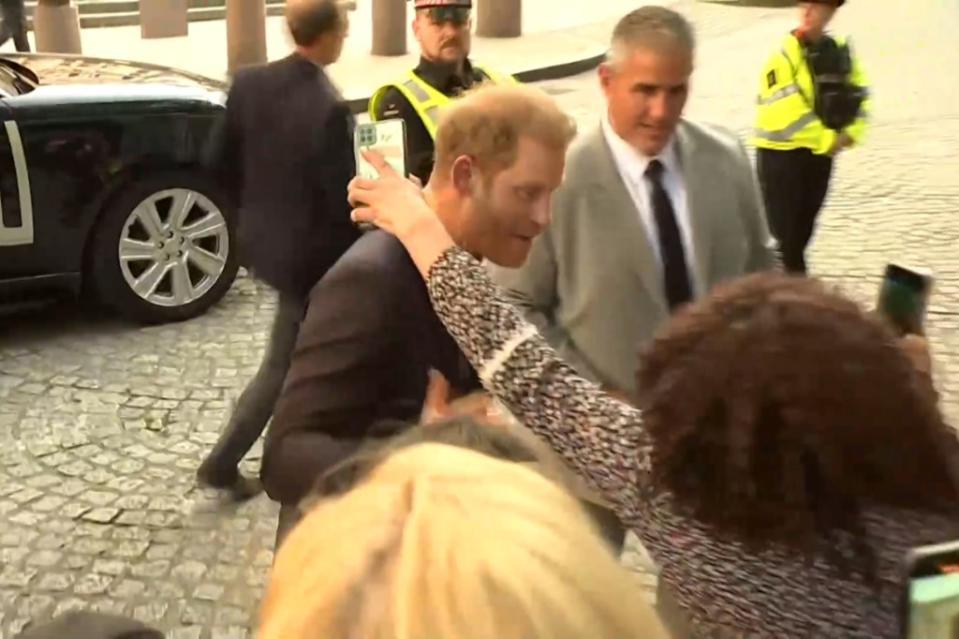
[196,461,263,501]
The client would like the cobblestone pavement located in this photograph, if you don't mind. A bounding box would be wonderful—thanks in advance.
[2,0,958,636]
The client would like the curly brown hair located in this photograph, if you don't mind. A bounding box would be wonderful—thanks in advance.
[636,272,959,555]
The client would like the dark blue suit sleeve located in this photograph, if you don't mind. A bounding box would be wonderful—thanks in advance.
[316,101,361,260]
[203,73,247,211]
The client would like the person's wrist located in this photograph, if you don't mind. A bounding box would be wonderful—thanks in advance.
[401,209,456,279]
[396,205,436,238]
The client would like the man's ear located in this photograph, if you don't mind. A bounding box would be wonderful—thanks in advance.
[598,61,614,91]
[451,155,475,194]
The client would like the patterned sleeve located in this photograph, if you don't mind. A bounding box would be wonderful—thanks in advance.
[428,247,650,517]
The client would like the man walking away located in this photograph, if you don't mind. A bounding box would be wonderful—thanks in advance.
[753,0,868,274]
[196,0,361,498]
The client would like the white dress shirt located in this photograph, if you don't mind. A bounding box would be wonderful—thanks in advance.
[601,115,698,297]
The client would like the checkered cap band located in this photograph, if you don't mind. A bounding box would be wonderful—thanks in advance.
[412,0,472,7]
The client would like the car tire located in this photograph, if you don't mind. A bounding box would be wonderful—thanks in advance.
[88,171,239,324]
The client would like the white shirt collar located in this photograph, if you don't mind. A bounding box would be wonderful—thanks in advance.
[601,114,680,184]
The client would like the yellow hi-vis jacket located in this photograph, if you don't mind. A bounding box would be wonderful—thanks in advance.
[753,32,869,155]
[368,65,517,139]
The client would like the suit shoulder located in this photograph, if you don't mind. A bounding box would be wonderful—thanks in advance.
[354,230,413,266]
[681,120,744,155]
[563,127,603,175]
[312,232,410,291]
[231,63,270,87]
[228,64,283,102]
[227,68,252,98]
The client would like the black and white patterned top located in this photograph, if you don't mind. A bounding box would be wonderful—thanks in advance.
[428,246,959,638]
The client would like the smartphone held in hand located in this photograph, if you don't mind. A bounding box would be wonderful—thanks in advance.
[354,119,408,180]
[901,540,959,639]
[877,264,934,336]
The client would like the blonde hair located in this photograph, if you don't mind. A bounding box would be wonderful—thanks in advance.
[433,83,577,177]
[258,443,667,639]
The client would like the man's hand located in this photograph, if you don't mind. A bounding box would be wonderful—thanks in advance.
[420,369,453,424]
[828,132,854,156]
[349,149,432,237]
[420,370,510,427]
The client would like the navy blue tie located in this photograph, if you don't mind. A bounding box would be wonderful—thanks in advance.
[645,160,692,310]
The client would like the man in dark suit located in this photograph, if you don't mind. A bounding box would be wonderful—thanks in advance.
[196,0,361,497]
[262,84,583,545]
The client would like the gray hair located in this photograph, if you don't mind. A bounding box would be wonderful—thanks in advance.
[608,6,695,64]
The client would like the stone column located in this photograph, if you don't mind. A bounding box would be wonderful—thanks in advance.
[476,0,521,38]
[140,0,189,39]
[371,0,406,56]
[33,0,83,54]
[226,0,267,76]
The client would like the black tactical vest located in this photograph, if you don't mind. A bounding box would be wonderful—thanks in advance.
[805,36,867,131]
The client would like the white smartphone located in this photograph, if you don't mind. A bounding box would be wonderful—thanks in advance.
[902,540,959,639]
[354,119,408,180]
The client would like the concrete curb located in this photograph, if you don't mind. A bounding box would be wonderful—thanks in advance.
[13,44,606,116]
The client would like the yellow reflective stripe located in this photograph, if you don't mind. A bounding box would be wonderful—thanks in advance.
[754,111,818,142]
[401,77,431,102]
[780,46,797,65]
[368,86,388,119]
[476,65,518,85]
[424,105,441,128]
[403,71,451,138]
[757,83,801,106]
[370,65,515,139]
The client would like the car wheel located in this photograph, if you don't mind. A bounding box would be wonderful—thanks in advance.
[88,171,238,324]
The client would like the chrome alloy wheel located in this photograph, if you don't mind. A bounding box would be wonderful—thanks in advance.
[117,188,230,308]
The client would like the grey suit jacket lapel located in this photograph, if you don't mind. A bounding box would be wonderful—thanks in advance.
[581,125,667,313]
[675,121,712,294]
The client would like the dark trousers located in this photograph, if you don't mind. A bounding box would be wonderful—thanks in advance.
[0,0,29,52]
[199,291,305,482]
[756,147,834,274]
[266,431,367,550]
[275,503,301,552]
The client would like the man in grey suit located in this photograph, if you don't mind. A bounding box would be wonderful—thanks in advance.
[491,6,776,402]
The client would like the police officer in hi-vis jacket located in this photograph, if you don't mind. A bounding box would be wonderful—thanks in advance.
[753,0,868,274]
[368,0,516,183]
